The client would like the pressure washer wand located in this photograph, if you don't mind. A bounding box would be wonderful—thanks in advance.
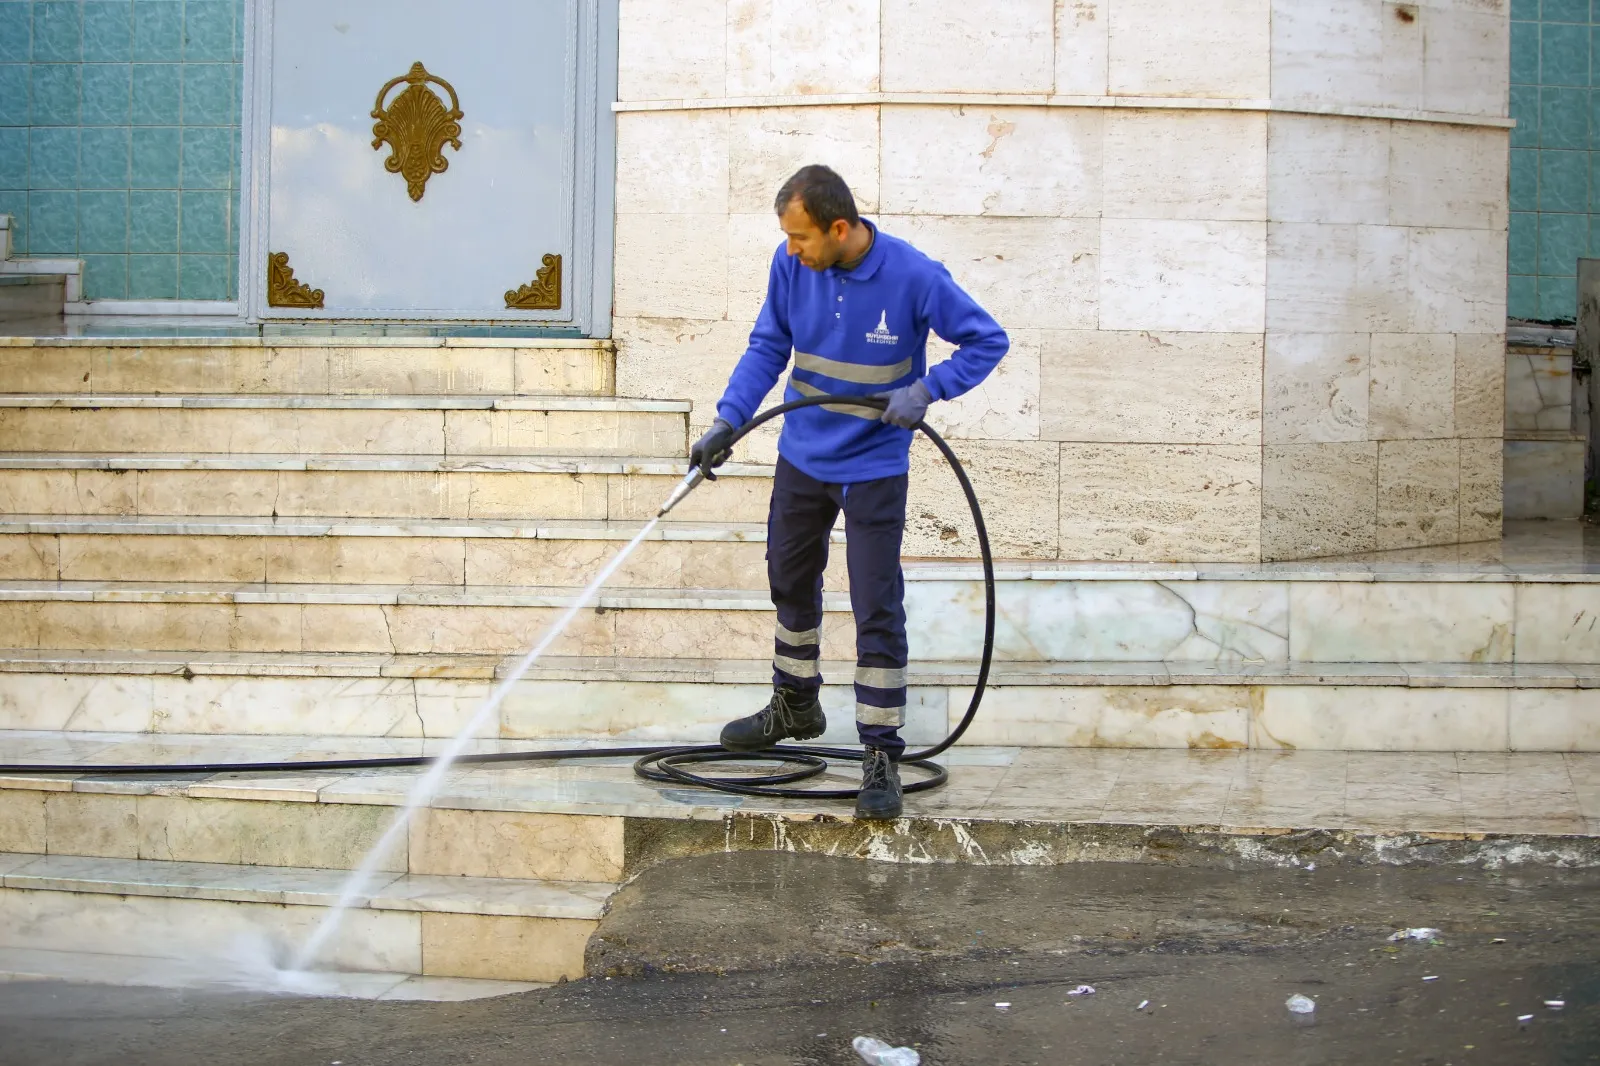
[656,467,706,517]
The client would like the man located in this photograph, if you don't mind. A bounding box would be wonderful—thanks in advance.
[689,165,1008,820]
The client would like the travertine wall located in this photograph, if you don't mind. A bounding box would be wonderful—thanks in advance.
[611,0,1510,562]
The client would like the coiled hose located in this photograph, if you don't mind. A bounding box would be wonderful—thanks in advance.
[0,394,995,802]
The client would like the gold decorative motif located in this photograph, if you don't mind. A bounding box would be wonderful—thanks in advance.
[505,254,563,310]
[371,61,464,202]
[266,252,324,308]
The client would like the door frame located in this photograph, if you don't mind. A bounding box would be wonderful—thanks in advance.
[236,0,616,335]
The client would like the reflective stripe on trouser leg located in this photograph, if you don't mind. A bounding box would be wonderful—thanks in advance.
[767,457,838,693]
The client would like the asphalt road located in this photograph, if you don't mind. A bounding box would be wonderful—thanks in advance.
[3,855,1598,1065]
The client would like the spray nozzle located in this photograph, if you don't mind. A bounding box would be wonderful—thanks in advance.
[657,468,706,517]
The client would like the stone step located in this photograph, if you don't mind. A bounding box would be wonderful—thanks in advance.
[0,653,1594,751]
[0,454,771,524]
[0,515,815,589]
[0,275,66,320]
[0,395,688,458]
[0,336,614,397]
[0,851,608,984]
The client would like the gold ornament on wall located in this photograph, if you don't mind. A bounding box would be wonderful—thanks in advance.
[266,252,324,308]
[371,61,464,202]
[505,254,563,310]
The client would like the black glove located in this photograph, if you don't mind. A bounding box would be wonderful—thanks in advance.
[874,379,932,429]
[689,418,736,480]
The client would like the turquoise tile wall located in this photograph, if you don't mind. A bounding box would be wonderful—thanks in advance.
[1508,1,1600,321]
[0,0,243,302]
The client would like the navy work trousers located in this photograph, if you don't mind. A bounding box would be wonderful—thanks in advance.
[767,456,908,759]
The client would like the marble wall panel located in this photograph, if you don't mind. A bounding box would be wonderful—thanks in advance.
[322,347,515,397]
[0,534,59,579]
[1055,0,1109,95]
[1376,438,1461,550]
[1453,335,1504,438]
[136,795,405,871]
[135,471,280,519]
[155,677,420,737]
[0,673,155,731]
[726,0,881,96]
[466,472,608,523]
[906,438,1059,558]
[1269,0,1386,110]
[1266,114,1389,225]
[880,214,1099,331]
[613,214,729,320]
[1509,690,1600,752]
[907,577,1288,662]
[878,106,1102,218]
[1421,5,1509,118]
[0,470,137,516]
[923,329,1042,441]
[1368,332,1456,439]
[408,809,624,882]
[0,409,446,457]
[1102,110,1268,222]
[1288,581,1514,662]
[1514,585,1600,664]
[1264,333,1370,445]
[1041,330,1263,445]
[44,793,138,858]
[445,410,685,458]
[1099,219,1267,333]
[1262,442,1379,559]
[1058,443,1263,562]
[728,214,781,322]
[957,685,1252,748]
[0,347,90,393]
[421,912,597,982]
[263,537,465,586]
[511,347,615,398]
[1254,686,1510,751]
[1265,223,1410,333]
[607,473,771,524]
[728,106,880,214]
[1504,351,1572,433]
[617,0,726,100]
[56,534,266,583]
[0,603,41,648]
[275,472,465,522]
[1108,0,1272,98]
[1388,123,1508,231]
[881,0,1054,93]
[32,602,238,653]
[1408,226,1506,335]
[465,537,769,591]
[0,791,45,854]
[382,605,614,657]
[1457,437,1503,542]
[89,346,328,395]
[614,111,730,215]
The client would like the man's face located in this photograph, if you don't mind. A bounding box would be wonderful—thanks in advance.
[779,197,850,272]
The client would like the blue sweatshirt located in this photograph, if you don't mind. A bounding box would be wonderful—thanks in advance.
[715,220,1009,483]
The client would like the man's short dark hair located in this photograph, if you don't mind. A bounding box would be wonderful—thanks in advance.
[774,165,860,229]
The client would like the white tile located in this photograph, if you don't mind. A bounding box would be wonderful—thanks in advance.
[617,0,726,100]
[1289,582,1514,662]
[879,106,1102,218]
[880,214,1099,330]
[1099,219,1267,333]
[1266,114,1389,225]
[925,329,1042,441]
[614,111,730,215]
[1055,0,1109,95]
[1388,123,1507,230]
[1255,686,1509,751]
[1368,332,1455,439]
[1408,227,1506,335]
[1266,222,1410,333]
[1108,0,1271,98]
[612,214,729,320]
[958,685,1251,748]
[728,106,880,214]
[1264,333,1370,444]
[726,0,881,96]
[1042,330,1263,445]
[1422,7,1509,118]
[1059,444,1264,562]
[882,0,1055,93]
[1103,110,1267,222]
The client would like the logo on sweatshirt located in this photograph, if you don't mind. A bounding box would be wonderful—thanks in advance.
[866,310,899,345]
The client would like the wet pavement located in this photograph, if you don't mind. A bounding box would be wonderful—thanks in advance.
[3,854,1599,1065]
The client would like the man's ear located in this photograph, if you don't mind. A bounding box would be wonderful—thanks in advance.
[831,218,851,242]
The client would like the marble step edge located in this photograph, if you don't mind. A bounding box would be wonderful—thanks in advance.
[0,851,615,920]
[0,650,1592,688]
[0,335,611,350]
[0,452,767,477]
[0,946,546,1001]
[0,394,688,413]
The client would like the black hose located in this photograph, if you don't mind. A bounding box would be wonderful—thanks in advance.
[0,394,995,803]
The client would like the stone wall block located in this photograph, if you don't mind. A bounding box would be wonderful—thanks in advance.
[1108,0,1271,98]
[1377,438,1461,550]
[1270,0,1386,109]
[613,214,729,320]
[614,111,730,215]
[1369,332,1456,439]
[882,0,1055,93]
[1059,443,1263,562]
[1458,437,1503,543]
[879,106,1102,218]
[1262,442,1379,560]
[1266,222,1410,333]
[1264,333,1371,444]
[726,0,881,96]
[1041,330,1263,445]
[907,438,1059,558]
[1100,219,1267,333]
[728,106,880,214]
[1266,114,1390,225]
[1421,6,1510,118]
[925,329,1043,441]
[1408,226,1507,335]
[1454,334,1505,438]
[613,317,754,426]
[1055,0,1109,95]
[617,0,726,100]
[1388,122,1508,230]
[1103,110,1267,222]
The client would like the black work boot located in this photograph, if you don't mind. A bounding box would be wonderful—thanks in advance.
[855,748,903,820]
[719,686,827,751]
